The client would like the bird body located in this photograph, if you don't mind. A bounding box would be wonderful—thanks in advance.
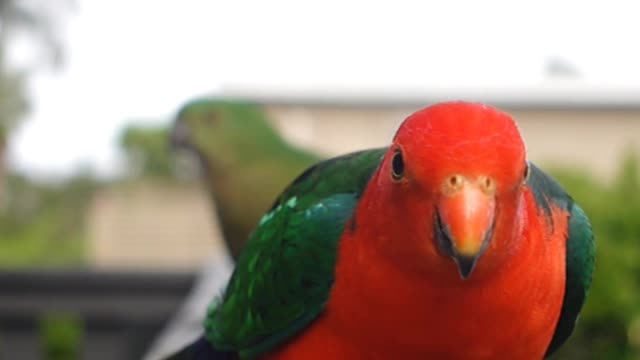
[168,102,594,360]
[274,186,567,360]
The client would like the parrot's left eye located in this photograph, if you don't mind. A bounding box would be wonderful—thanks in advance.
[203,110,220,126]
[391,149,404,180]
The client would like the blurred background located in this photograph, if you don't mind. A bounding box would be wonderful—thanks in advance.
[1,0,639,359]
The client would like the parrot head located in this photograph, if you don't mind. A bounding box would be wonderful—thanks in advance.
[170,98,285,169]
[362,102,528,280]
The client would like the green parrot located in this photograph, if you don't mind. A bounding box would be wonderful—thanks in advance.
[170,99,320,259]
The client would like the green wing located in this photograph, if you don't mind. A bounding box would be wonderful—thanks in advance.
[527,163,596,357]
[204,148,386,359]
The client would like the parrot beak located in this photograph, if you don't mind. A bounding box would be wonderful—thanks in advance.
[169,119,192,150]
[435,179,496,279]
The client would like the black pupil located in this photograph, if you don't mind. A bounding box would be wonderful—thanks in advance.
[392,151,404,179]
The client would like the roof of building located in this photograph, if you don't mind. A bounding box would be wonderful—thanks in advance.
[219,83,640,111]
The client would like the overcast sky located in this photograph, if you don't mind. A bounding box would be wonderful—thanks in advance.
[7,0,640,180]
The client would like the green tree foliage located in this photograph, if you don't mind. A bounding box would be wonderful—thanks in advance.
[40,314,83,360]
[0,120,173,267]
[119,124,173,177]
[0,0,71,170]
[0,173,98,266]
[0,60,28,144]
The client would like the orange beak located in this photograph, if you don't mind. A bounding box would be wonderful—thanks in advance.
[435,179,496,279]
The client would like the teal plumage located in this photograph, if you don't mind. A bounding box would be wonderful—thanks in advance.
[204,149,386,358]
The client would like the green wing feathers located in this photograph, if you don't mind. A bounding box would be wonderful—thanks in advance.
[204,148,386,358]
[545,204,595,356]
[527,164,596,357]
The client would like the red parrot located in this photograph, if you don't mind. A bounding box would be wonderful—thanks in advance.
[167,102,595,359]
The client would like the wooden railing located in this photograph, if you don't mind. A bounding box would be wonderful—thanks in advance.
[0,270,195,360]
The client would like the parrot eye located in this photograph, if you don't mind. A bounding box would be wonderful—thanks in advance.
[391,149,404,180]
[203,110,219,126]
